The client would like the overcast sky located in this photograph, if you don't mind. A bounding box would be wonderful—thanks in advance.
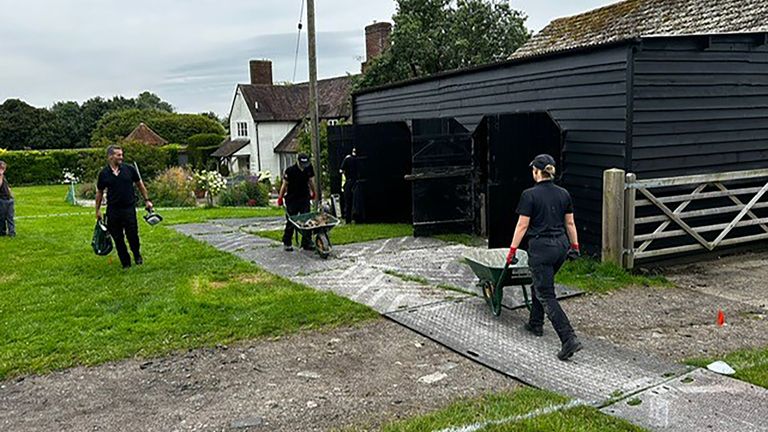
[0,0,615,116]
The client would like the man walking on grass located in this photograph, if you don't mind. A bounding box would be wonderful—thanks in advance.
[0,160,16,237]
[95,145,153,269]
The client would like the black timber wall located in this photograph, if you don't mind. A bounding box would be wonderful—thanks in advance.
[353,45,631,251]
[631,34,768,177]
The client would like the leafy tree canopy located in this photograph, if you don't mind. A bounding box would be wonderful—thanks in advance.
[356,0,530,90]
[91,109,226,146]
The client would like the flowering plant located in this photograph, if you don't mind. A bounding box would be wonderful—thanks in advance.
[62,168,80,184]
[193,170,226,195]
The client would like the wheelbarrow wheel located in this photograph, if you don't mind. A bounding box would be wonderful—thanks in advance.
[315,232,332,259]
[480,280,494,309]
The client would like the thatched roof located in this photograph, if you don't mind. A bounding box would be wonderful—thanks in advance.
[124,122,168,146]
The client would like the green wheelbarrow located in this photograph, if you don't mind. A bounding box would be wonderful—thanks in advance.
[288,211,340,259]
[463,248,534,317]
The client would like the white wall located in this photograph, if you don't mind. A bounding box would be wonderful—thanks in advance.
[229,89,258,172]
[256,122,297,178]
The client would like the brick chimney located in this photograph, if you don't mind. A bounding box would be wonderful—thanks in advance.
[362,22,392,72]
[249,60,272,85]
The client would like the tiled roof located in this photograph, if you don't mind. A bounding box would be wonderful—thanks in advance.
[512,0,768,59]
[238,75,354,122]
[124,122,168,146]
[273,122,303,154]
[211,138,249,158]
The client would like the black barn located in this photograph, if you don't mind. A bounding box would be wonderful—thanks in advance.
[349,0,768,253]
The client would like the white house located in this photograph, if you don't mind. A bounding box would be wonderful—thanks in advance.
[212,60,352,179]
[212,21,393,180]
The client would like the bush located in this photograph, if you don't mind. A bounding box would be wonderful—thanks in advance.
[186,133,224,170]
[148,167,196,207]
[77,182,98,200]
[219,176,270,207]
[0,145,180,185]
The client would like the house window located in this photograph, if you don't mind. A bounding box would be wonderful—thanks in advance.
[236,122,248,137]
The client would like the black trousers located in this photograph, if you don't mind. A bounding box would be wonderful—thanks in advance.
[107,207,141,267]
[343,180,356,224]
[282,200,312,248]
[527,234,575,343]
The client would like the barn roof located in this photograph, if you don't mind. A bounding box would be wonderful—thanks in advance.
[124,122,168,146]
[512,0,768,59]
[238,75,353,122]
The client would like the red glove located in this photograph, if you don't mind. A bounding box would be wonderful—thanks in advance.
[277,196,283,207]
[310,190,316,200]
[570,243,580,251]
[506,247,518,265]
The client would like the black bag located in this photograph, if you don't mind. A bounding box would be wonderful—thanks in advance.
[92,219,113,256]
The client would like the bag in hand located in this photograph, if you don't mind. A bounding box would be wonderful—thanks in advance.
[91,219,113,256]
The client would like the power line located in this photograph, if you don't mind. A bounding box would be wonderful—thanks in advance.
[292,0,306,82]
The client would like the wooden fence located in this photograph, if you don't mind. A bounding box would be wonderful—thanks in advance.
[602,168,768,268]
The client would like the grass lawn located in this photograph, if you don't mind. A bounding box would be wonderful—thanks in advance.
[365,388,645,432]
[253,223,413,246]
[556,259,670,293]
[686,346,768,388]
[0,185,377,380]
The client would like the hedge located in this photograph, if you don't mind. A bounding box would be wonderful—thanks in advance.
[0,143,184,185]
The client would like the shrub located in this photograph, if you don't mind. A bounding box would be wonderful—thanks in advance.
[219,176,270,207]
[148,167,196,207]
[91,109,226,145]
[77,182,98,200]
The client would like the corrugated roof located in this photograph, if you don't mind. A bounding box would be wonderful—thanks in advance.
[211,138,249,158]
[273,122,303,154]
[512,0,768,59]
[124,122,168,146]
[238,75,354,122]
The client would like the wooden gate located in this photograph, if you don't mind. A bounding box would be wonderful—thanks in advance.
[602,168,768,268]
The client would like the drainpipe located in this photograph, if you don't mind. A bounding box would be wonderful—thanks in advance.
[254,122,262,173]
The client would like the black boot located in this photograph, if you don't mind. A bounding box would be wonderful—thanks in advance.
[524,323,543,337]
[557,337,583,361]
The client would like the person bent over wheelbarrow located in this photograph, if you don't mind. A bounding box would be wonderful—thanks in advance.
[507,154,583,361]
[277,153,316,252]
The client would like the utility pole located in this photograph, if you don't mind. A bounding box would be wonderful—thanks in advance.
[306,0,322,209]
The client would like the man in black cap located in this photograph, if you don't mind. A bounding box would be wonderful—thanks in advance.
[277,153,316,251]
[95,145,154,269]
[506,153,582,360]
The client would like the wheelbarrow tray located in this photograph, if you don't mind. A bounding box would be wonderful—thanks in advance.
[463,248,533,286]
[288,211,340,233]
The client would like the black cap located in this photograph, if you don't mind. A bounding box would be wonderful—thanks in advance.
[529,154,556,170]
[297,153,310,167]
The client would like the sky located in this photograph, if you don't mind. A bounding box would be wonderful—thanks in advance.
[0,0,616,116]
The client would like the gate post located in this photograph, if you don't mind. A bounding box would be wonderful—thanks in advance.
[602,168,626,266]
[623,173,637,269]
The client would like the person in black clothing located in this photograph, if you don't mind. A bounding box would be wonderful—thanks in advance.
[0,160,16,237]
[339,148,359,224]
[277,153,316,251]
[95,145,154,269]
[506,154,582,360]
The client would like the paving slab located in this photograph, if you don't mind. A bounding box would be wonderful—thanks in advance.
[386,297,691,405]
[603,369,768,432]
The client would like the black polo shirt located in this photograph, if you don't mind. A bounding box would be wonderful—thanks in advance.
[97,164,140,209]
[516,180,574,237]
[284,163,314,202]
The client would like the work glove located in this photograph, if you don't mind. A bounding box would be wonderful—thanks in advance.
[567,244,581,261]
[310,190,316,200]
[277,196,284,207]
[506,247,518,265]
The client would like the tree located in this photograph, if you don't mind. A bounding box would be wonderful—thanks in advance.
[91,109,226,145]
[356,0,530,89]
[136,91,174,112]
[0,99,53,150]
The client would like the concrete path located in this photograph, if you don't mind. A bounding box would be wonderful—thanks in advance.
[172,217,768,432]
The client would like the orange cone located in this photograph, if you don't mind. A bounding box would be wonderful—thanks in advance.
[717,309,725,327]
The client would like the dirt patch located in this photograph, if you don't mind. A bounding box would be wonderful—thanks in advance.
[566,251,768,362]
[236,273,275,285]
[0,320,519,432]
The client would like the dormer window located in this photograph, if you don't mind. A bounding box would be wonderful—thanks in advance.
[236,122,248,137]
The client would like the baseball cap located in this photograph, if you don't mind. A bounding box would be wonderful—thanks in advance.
[529,154,556,170]
[297,153,310,168]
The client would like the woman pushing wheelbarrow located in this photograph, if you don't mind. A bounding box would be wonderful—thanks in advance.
[508,154,583,361]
